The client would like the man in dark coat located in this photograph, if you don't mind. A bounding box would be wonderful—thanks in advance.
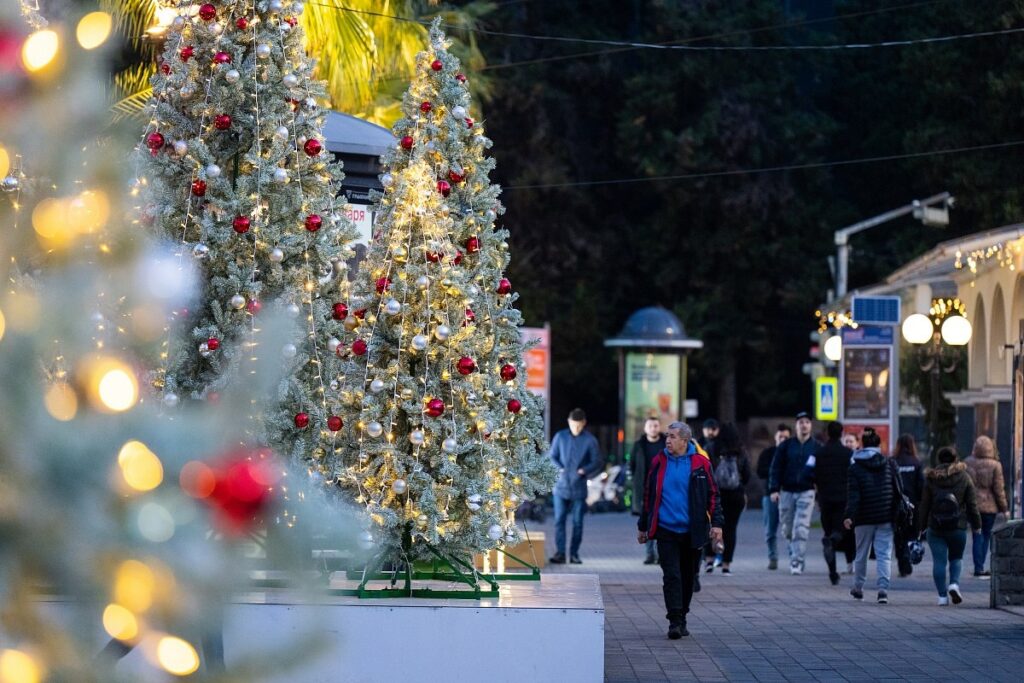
[843,428,896,604]
[756,424,790,570]
[815,421,855,585]
[549,408,603,564]
[769,412,821,574]
[630,416,665,564]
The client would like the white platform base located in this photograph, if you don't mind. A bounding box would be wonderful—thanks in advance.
[29,573,604,682]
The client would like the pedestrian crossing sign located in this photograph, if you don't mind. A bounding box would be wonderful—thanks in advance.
[815,377,839,421]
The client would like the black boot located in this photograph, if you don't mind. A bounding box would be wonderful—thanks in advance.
[823,537,839,585]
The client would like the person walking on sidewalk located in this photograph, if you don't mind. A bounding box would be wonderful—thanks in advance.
[919,447,982,605]
[630,416,666,564]
[816,421,855,585]
[769,411,821,575]
[965,435,1008,578]
[549,408,603,565]
[637,422,723,639]
[843,428,896,604]
[893,434,925,577]
[757,424,790,570]
[714,424,751,575]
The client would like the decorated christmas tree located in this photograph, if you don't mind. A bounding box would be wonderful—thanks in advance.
[133,0,357,465]
[329,20,556,564]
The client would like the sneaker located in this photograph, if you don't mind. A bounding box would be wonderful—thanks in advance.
[549,553,566,564]
[974,570,991,579]
[877,591,888,604]
[570,555,582,565]
[829,572,840,586]
[937,596,949,606]
[850,588,863,601]
[846,563,854,575]
[667,623,688,639]
[721,567,731,575]
[790,562,803,575]
[704,562,714,574]
[643,555,657,565]
[948,584,962,604]
[768,558,778,570]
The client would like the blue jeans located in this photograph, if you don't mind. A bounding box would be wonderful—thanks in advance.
[779,490,816,567]
[854,523,893,591]
[553,496,585,556]
[972,513,997,573]
[762,494,779,561]
[928,528,967,597]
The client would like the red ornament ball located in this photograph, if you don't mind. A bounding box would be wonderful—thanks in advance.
[457,356,477,375]
[465,118,474,129]
[213,51,231,64]
[285,16,297,27]
[303,138,322,156]
[400,135,414,150]
[294,412,310,429]
[500,363,517,382]
[437,180,451,197]
[207,337,221,351]
[214,114,232,130]
[180,46,194,61]
[246,299,262,315]
[160,62,171,75]
[191,179,207,196]
[431,59,443,71]
[420,101,432,113]
[375,277,391,294]
[304,214,322,232]
[465,235,480,253]
[327,415,343,431]
[232,215,251,234]
[455,73,467,83]
[354,308,367,319]
[507,399,523,414]
[426,250,442,263]
[448,169,465,184]
[496,278,512,295]
[425,397,445,418]
[451,250,463,266]
[464,308,476,324]
[205,451,281,534]
[146,132,165,152]
[235,17,248,30]
[198,3,216,21]
[332,302,348,320]
[352,339,368,356]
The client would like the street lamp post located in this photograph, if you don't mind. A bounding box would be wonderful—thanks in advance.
[901,313,972,458]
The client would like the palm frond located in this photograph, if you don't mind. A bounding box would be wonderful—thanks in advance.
[111,88,154,124]
[101,0,158,54]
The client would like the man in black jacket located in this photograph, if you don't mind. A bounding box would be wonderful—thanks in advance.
[769,412,821,575]
[816,421,855,585]
[843,428,896,604]
[756,424,790,570]
[630,416,666,564]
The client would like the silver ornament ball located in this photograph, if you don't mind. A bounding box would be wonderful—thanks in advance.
[327,337,341,353]
[380,173,394,188]
[282,343,297,358]
[256,44,272,59]
[274,125,289,139]
[409,430,425,446]
[229,294,246,309]
[391,479,407,495]
[293,1,305,14]
[442,437,458,453]
[163,392,180,408]
[269,0,283,13]
[434,325,451,341]
[369,379,386,394]
[384,299,402,316]
[273,168,289,184]
[206,164,221,178]
[452,105,467,118]
[286,303,301,317]
[283,73,298,88]
[411,334,428,351]
[488,524,503,541]
[171,16,185,30]
[192,243,210,259]
[415,275,430,289]
[366,421,384,438]
[1,175,19,193]
[269,247,285,263]
[173,140,188,156]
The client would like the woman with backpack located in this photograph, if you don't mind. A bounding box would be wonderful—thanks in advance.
[918,447,982,606]
[708,423,751,575]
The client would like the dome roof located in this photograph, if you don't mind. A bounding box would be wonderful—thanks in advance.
[604,306,703,349]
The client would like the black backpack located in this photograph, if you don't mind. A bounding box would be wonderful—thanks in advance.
[930,490,961,531]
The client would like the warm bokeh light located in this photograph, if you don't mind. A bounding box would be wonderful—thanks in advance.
[118,440,163,492]
[941,315,973,346]
[113,560,156,613]
[2,292,39,332]
[156,636,200,676]
[76,11,113,49]
[43,383,78,421]
[21,29,60,73]
[31,197,72,245]
[68,190,110,234]
[98,367,139,412]
[0,648,42,683]
[823,335,842,362]
[0,308,5,344]
[0,146,9,178]
[901,313,933,345]
[32,191,111,246]
[102,603,140,642]
[179,460,217,499]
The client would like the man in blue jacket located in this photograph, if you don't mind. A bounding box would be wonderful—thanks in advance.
[638,422,724,639]
[769,411,822,575]
[549,408,603,564]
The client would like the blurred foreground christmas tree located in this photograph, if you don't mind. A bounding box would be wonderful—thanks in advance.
[328,20,555,564]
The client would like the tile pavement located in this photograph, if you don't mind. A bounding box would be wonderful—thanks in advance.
[520,506,1024,682]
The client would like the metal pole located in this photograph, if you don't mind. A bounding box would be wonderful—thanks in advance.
[836,240,849,299]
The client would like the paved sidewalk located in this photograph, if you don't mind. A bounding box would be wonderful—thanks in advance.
[523,507,1024,682]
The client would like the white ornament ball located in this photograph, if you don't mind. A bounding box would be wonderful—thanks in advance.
[172,16,185,30]
[210,22,223,36]
[282,343,297,358]
[269,0,283,13]
[224,69,240,84]
[230,294,246,309]
[286,303,301,317]
[409,430,425,446]
[173,140,188,156]
[192,243,210,259]
[435,325,451,341]
[269,247,285,263]
[273,168,289,184]
[206,164,221,178]
[256,43,272,59]
[163,392,179,408]
[283,73,298,88]
[384,299,401,316]
[415,275,429,289]
[274,125,289,139]
[366,421,384,438]
[380,173,394,188]
[358,530,374,549]
[484,209,497,222]
[391,479,407,495]
[452,105,467,118]
[327,337,341,353]
[442,437,458,453]
[411,334,428,351]
[293,1,305,14]
[369,379,386,394]
[488,524,503,541]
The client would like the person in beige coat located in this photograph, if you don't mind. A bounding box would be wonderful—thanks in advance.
[964,436,1009,577]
